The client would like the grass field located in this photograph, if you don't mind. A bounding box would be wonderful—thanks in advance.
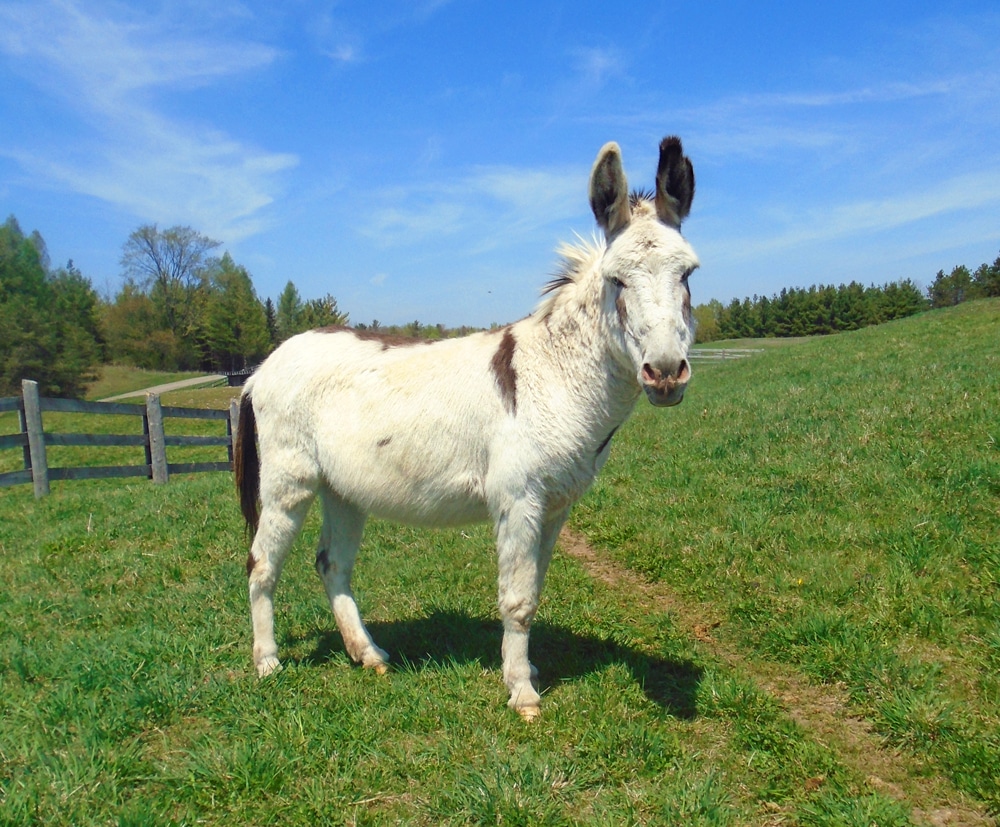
[84,366,213,401]
[1,300,997,825]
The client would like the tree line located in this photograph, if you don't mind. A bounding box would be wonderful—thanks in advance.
[0,217,348,397]
[2,212,997,397]
[693,253,1000,343]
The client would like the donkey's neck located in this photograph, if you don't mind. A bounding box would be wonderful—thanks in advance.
[519,268,641,443]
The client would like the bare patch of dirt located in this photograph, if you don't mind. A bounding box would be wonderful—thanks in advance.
[558,527,996,827]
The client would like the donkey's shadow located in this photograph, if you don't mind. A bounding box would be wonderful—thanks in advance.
[297,608,702,720]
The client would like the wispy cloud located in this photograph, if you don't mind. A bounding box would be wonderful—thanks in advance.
[570,46,627,89]
[0,0,295,241]
[719,79,959,111]
[359,165,585,252]
[710,167,1000,263]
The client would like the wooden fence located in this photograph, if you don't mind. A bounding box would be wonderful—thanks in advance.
[0,379,239,498]
[689,348,764,361]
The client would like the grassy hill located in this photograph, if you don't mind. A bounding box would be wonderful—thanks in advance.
[575,299,1000,815]
[0,300,997,825]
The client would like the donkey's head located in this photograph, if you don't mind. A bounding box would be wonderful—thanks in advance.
[590,137,698,407]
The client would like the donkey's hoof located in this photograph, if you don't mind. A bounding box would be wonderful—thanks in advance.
[256,656,282,678]
[369,661,390,676]
[517,704,541,723]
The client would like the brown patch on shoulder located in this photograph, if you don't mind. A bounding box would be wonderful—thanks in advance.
[318,326,435,351]
[490,327,518,415]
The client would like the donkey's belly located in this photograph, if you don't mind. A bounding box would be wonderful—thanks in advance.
[332,462,492,527]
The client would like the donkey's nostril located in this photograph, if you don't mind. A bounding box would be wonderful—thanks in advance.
[642,361,688,387]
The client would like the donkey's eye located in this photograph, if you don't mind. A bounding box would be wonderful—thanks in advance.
[611,277,626,289]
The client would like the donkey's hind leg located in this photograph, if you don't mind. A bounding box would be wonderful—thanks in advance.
[315,488,389,673]
[248,476,316,677]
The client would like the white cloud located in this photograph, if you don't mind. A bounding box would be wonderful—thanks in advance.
[709,167,1000,263]
[0,0,294,241]
[570,46,626,89]
[358,166,585,252]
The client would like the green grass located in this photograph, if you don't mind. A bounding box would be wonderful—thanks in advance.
[1,301,998,825]
[83,365,212,401]
[574,298,1000,812]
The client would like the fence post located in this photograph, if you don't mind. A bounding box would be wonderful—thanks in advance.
[227,398,240,467]
[22,379,50,498]
[145,393,169,484]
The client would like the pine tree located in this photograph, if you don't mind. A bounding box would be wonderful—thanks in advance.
[275,281,303,343]
[202,254,271,372]
[0,217,102,396]
[972,255,1000,298]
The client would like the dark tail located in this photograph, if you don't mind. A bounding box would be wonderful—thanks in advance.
[234,392,260,536]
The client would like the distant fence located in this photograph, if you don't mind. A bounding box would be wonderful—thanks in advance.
[689,348,763,361]
[0,379,239,498]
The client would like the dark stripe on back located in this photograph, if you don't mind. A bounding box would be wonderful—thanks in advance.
[317,325,436,350]
[490,328,518,415]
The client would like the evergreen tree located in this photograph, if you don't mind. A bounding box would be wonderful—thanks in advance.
[0,217,102,396]
[928,265,972,307]
[300,293,349,330]
[201,254,271,371]
[971,255,1000,298]
[275,281,303,342]
[263,297,278,346]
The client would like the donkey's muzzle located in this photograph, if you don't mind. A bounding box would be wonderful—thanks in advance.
[641,359,690,407]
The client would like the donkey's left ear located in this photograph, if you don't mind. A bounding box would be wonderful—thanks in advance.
[654,136,695,227]
[589,142,631,237]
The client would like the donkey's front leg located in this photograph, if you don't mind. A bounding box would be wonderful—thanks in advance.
[496,504,568,720]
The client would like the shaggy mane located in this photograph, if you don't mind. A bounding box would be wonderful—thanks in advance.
[534,234,604,320]
[531,189,656,321]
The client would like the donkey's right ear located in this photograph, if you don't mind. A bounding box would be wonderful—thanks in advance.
[589,142,631,237]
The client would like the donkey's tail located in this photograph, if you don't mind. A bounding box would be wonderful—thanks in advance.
[234,391,260,536]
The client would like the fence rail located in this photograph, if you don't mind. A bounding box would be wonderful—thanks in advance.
[688,348,764,361]
[0,379,239,498]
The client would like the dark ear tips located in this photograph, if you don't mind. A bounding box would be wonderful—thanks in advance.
[655,135,695,226]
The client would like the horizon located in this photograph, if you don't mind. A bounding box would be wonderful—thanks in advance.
[2,1,999,328]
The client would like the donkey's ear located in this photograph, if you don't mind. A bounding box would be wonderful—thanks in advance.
[589,142,631,236]
[654,136,695,227]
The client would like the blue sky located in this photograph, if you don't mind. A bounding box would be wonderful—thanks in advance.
[2,1,998,328]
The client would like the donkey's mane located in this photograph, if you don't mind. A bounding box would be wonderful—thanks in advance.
[534,235,603,320]
[629,188,654,208]
[534,189,656,321]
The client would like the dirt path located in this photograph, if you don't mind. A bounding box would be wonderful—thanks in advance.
[557,526,995,827]
[99,375,226,401]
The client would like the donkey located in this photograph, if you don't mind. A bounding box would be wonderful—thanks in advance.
[234,136,698,720]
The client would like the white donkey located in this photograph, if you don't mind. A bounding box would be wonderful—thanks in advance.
[235,136,698,719]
